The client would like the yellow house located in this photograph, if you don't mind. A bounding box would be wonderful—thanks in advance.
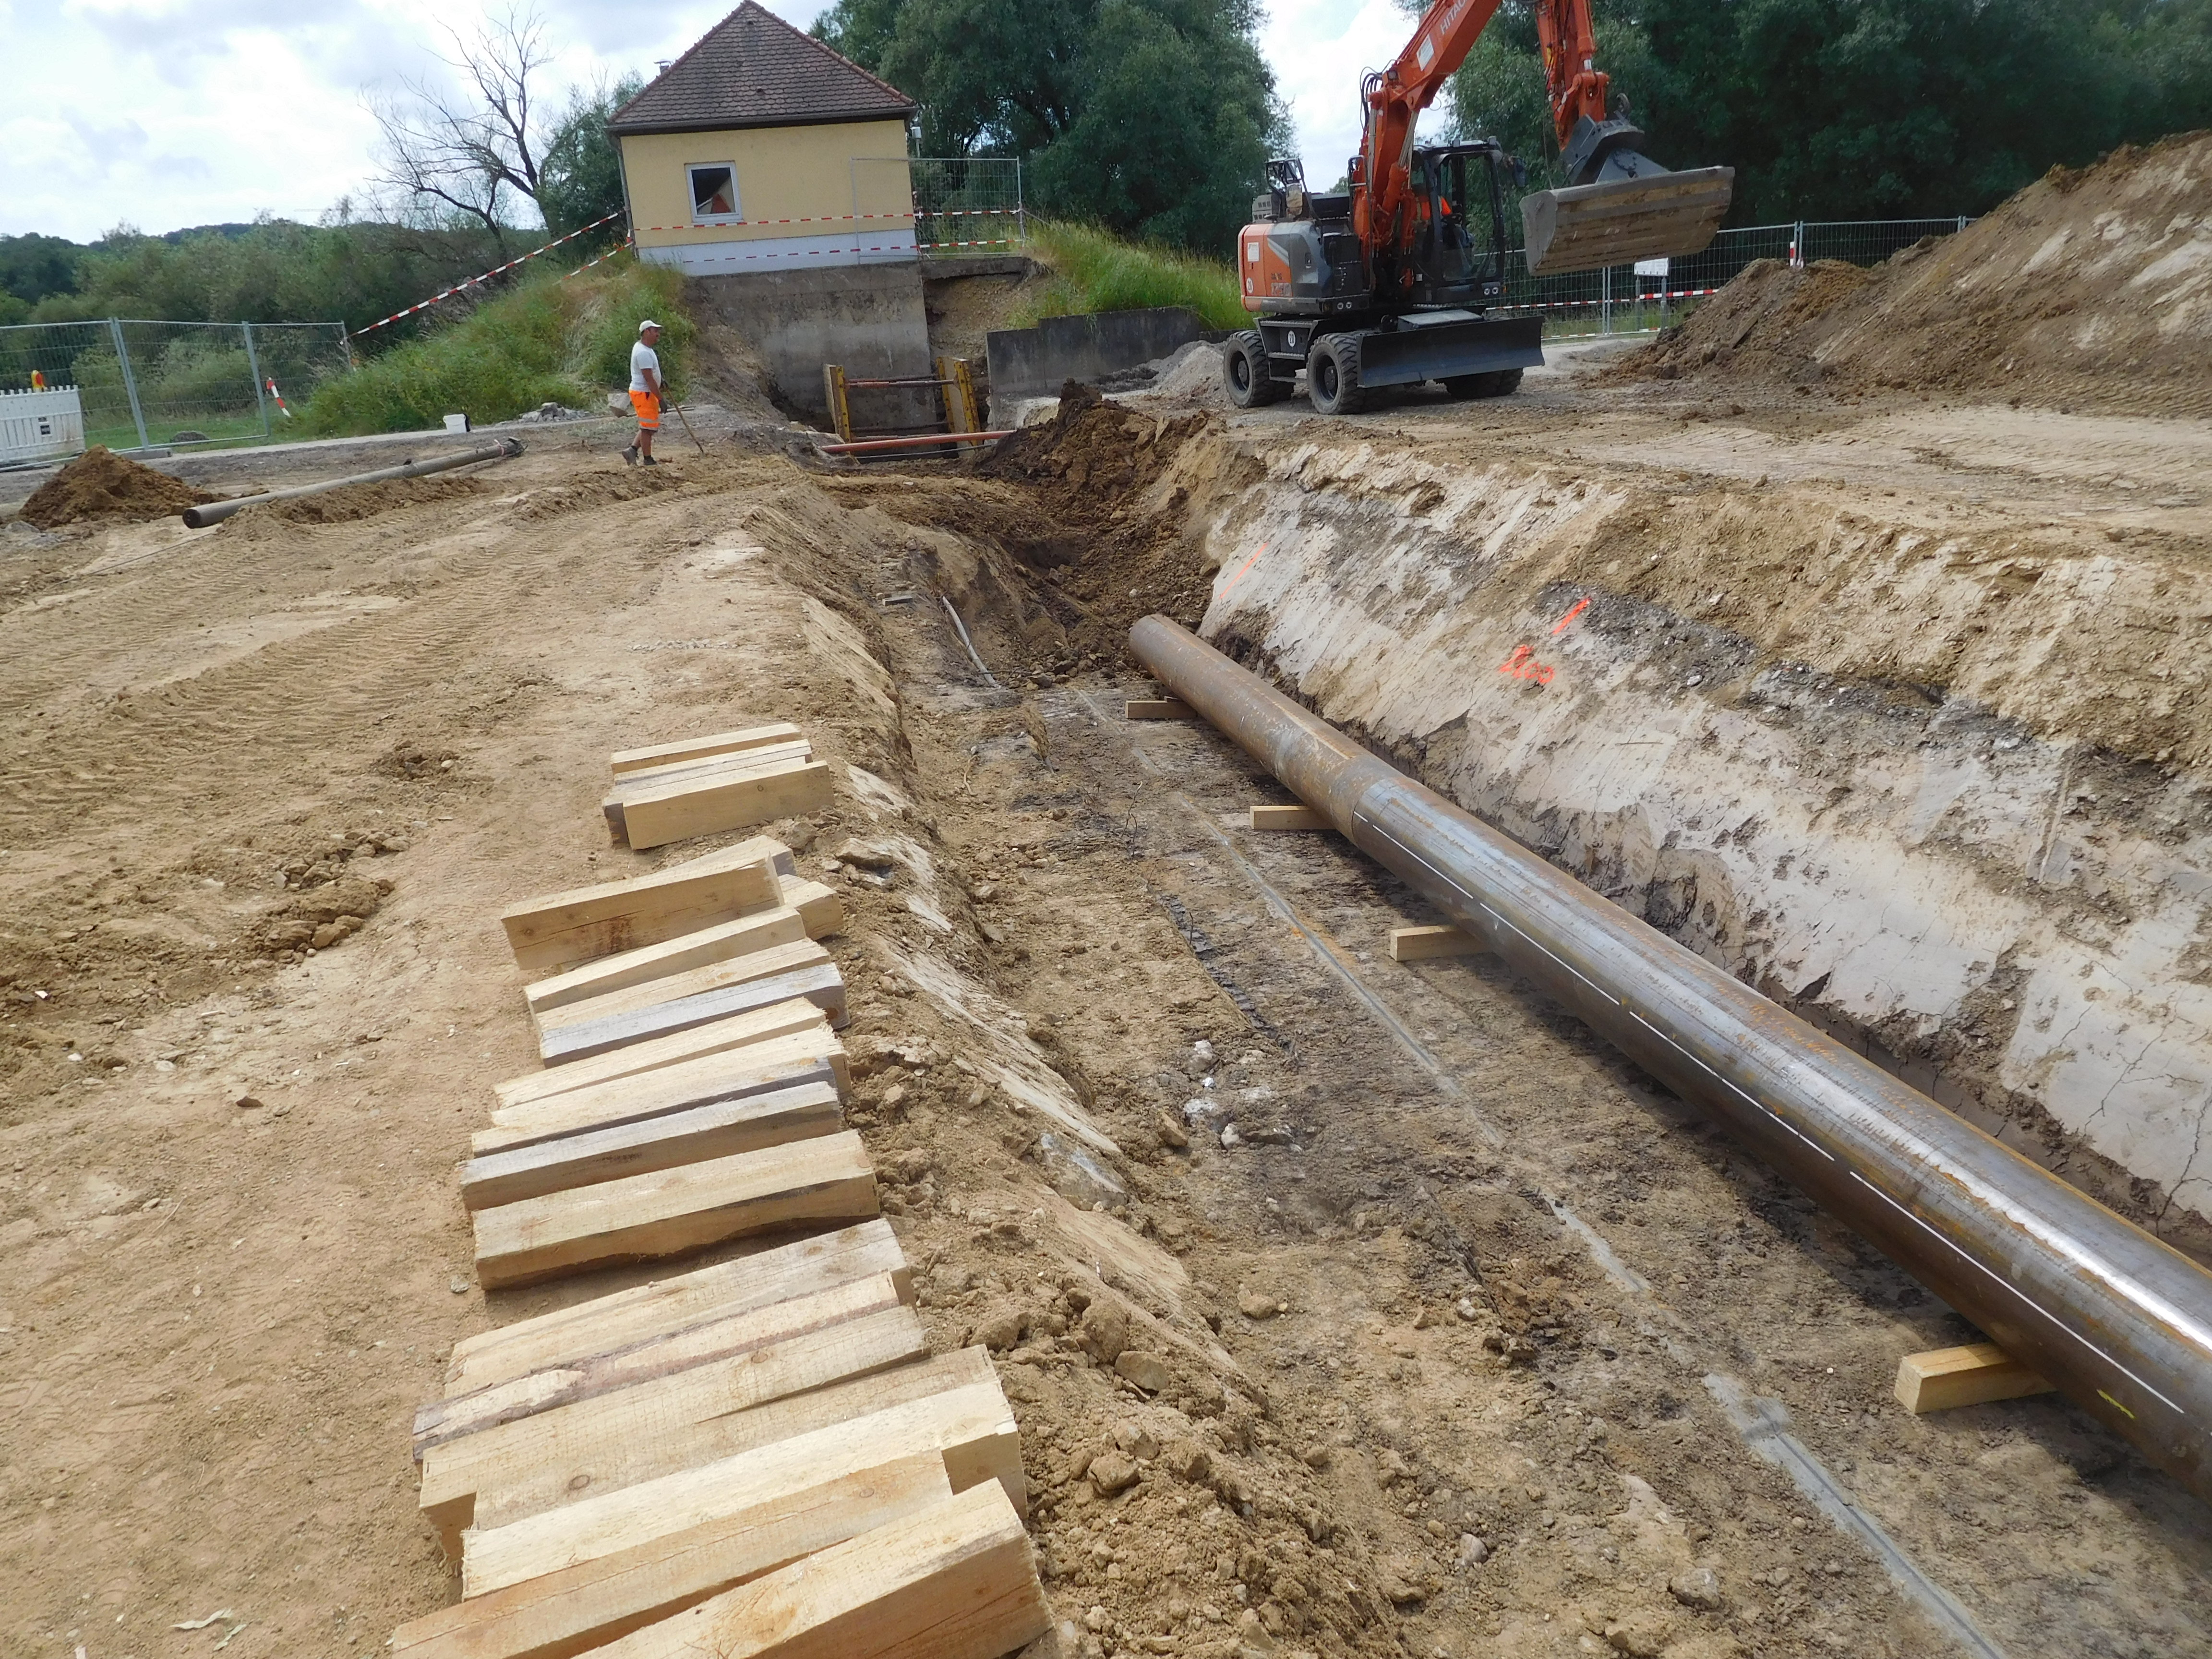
[608,3,918,275]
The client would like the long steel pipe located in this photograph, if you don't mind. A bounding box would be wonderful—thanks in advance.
[180,437,522,528]
[1130,614,2212,1504]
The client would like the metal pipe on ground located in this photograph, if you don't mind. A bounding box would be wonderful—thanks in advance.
[1129,613,2212,1507]
[180,437,523,528]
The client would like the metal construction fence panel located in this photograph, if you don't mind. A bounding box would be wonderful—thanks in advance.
[1494,216,1974,338]
[0,318,352,458]
[907,156,1025,253]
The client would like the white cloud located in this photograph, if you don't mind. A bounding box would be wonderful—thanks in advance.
[1261,0,1427,190]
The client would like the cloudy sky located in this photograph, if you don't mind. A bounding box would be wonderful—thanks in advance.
[3,0,1420,242]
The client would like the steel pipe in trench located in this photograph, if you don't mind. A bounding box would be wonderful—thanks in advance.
[1129,614,2212,1506]
[180,438,523,528]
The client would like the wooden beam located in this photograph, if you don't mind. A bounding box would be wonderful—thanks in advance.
[457,1348,1000,1553]
[470,1131,879,1290]
[460,1080,843,1212]
[1249,804,1325,830]
[578,1483,1047,1659]
[457,1358,1019,1589]
[501,859,781,977]
[421,1304,930,1557]
[1895,1342,2054,1414]
[414,1271,911,1455]
[444,1219,912,1398]
[617,758,834,853]
[614,740,813,790]
[539,960,847,1067]
[495,1001,836,1112]
[613,723,806,777]
[780,876,843,939]
[477,1046,845,1158]
[1126,697,1195,721]
[524,908,813,1020]
[1387,923,1485,962]
[536,938,831,1036]
[388,1455,951,1659]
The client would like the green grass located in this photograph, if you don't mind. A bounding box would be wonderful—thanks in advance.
[1014,222,1247,331]
[300,260,692,437]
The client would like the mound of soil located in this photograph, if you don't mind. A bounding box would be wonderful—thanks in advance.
[19,446,212,528]
[252,475,486,525]
[1631,130,2212,416]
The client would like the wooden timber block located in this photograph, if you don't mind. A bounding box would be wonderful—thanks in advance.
[460,1347,1002,1551]
[535,938,832,1037]
[387,1454,951,1659]
[1249,804,1325,830]
[538,959,846,1066]
[780,875,843,939]
[460,1080,843,1212]
[524,907,812,1020]
[469,1130,879,1291]
[1126,697,1196,720]
[614,739,813,790]
[1387,924,1485,962]
[1895,1343,2054,1414]
[584,1482,1047,1659]
[421,1303,928,1555]
[502,858,781,977]
[476,1048,845,1159]
[617,758,834,853]
[414,1270,910,1455]
[495,1001,836,1112]
[613,723,805,777]
[456,1355,1018,1588]
[444,1219,912,1398]
[603,748,819,841]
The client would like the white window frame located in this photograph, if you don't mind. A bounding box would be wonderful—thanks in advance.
[687,162,743,226]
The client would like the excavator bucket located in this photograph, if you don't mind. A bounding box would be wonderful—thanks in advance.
[1521,166,1735,276]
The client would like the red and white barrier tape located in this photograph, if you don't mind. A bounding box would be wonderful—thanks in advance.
[354,211,625,336]
[628,206,1015,231]
[1493,285,1721,313]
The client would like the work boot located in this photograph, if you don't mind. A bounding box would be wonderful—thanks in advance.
[642,456,661,466]
[621,444,638,467]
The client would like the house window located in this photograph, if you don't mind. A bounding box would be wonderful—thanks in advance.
[688,163,742,225]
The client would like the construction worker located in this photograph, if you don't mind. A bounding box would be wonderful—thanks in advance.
[624,319,663,466]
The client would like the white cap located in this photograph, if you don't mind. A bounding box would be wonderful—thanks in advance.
[638,318,661,334]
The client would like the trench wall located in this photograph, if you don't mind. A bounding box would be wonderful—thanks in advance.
[1174,435,2212,1240]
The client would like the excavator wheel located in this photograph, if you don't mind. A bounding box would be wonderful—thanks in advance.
[1222,331,1284,408]
[1307,334,1369,416]
[1443,369,1524,399]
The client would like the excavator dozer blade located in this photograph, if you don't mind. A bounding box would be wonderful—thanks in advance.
[1521,166,1735,276]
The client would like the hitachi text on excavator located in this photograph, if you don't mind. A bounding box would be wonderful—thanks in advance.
[1223,0,1734,414]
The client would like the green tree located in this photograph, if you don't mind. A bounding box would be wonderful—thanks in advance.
[815,0,1288,251]
[0,233,87,313]
[538,75,646,234]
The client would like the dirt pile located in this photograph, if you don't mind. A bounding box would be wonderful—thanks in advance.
[17,446,212,528]
[252,475,487,525]
[1633,130,2212,416]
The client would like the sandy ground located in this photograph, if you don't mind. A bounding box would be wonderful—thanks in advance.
[3,360,2209,1659]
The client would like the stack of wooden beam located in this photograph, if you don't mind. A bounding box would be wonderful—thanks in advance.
[601,723,835,852]
[394,730,1050,1659]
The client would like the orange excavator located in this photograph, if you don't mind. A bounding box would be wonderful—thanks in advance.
[1223,0,1733,413]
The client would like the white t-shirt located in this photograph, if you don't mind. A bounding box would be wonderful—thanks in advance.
[629,340,661,393]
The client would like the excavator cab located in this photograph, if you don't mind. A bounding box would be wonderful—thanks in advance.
[1403,144,1512,308]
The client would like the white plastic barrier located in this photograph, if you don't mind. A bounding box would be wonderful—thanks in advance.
[0,386,84,463]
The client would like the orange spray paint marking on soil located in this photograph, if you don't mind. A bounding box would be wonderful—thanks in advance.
[1551,596,1591,635]
[1216,541,1271,600]
[1497,644,1555,685]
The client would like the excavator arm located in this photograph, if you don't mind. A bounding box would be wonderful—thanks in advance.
[1353,0,1732,276]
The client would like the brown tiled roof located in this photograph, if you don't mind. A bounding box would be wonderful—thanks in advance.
[608,2,915,135]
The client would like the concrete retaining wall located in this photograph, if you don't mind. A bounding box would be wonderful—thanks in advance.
[688,262,937,426]
[986,308,1213,416]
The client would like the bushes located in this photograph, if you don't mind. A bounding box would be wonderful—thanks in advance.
[301,261,691,436]
[1015,222,1247,330]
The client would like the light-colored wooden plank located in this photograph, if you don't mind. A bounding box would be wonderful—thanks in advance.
[460,1348,1002,1554]
[535,934,827,1034]
[460,1080,843,1212]
[415,1270,908,1454]
[780,876,843,939]
[388,1455,950,1659]
[525,908,813,1020]
[501,859,781,977]
[1387,923,1484,962]
[539,960,846,1066]
[458,1358,1019,1590]
[1126,697,1195,721]
[444,1220,913,1398]
[614,740,812,790]
[1895,1343,2054,1414]
[603,749,821,841]
[613,724,805,777]
[476,1046,845,1158]
[619,758,834,853]
[496,1000,835,1112]
[421,1304,931,1555]
[587,1483,1046,1659]
[470,1131,879,1290]
[1249,804,1325,830]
